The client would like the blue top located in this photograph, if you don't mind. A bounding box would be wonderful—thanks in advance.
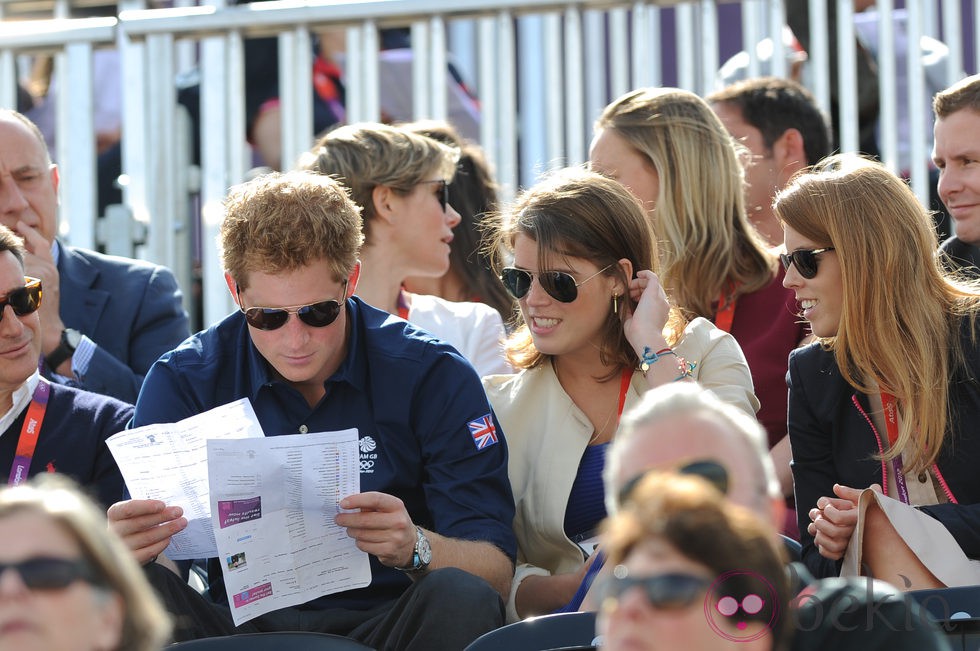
[133,297,516,611]
[563,443,608,541]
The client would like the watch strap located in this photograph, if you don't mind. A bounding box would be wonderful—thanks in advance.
[394,526,430,573]
[46,329,78,372]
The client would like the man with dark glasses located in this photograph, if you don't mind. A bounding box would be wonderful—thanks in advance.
[108,171,515,650]
[0,110,189,405]
[0,225,129,509]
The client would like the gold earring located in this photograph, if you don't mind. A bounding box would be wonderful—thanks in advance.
[612,294,620,314]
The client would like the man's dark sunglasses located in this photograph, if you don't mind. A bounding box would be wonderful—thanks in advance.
[0,557,104,590]
[778,247,835,280]
[0,277,42,322]
[618,460,730,506]
[499,265,612,303]
[597,567,711,610]
[419,179,450,213]
[237,282,346,331]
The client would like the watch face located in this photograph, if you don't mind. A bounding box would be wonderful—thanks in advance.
[417,531,432,565]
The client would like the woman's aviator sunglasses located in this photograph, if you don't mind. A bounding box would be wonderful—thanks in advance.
[779,247,835,280]
[500,264,612,303]
[0,556,104,591]
[237,282,346,331]
[597,567,711,610]
[0,277,42,322]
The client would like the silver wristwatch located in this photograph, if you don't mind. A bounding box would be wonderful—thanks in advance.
[394,526,432,573]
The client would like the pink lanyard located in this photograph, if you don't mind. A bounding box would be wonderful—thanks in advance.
[8,378,51,486]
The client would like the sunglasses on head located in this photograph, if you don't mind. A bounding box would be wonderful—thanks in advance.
[237,282,346,331]
[500,264,612,303]
[598,567,711,610]
[618,460,730,506]
[779,247,835,280]
[0,277,42,322]
[419,179,450,213]
[0,557,104,591]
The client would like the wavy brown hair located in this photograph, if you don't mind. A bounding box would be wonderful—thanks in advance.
[494,167,686,374]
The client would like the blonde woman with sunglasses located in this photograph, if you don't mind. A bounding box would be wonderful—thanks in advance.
[483,168,757,622]
[778,154,980,590]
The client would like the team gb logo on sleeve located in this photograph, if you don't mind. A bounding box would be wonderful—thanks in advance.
[468,413,499,450]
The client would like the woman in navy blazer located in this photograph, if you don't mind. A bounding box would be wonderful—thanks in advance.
[779,154,980,586]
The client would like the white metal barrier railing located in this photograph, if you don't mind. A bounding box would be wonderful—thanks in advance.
[0,0,975,328]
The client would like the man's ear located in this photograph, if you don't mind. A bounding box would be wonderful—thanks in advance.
[224,272,240,307]
[773,128,807,185]
[346,261,361,297]
[49,164,60,198]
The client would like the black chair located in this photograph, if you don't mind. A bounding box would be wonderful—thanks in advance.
[463,611,599,651]
[168,632,375,650]
[780,534,803,563]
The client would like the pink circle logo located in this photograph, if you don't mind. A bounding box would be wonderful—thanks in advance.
[704,570,779,642]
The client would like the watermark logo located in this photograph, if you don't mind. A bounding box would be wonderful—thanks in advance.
[704,570,779,642]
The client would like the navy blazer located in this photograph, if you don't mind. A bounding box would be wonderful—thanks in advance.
[53,243,190,404]
[788,329,980,579]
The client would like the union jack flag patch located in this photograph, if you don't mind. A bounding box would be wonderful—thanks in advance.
[468,413,499,450]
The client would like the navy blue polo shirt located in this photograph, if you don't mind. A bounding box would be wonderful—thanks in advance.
[133,297,516,611]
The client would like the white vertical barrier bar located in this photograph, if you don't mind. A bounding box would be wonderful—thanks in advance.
[543,13,564,170]
[564,7,585,166]
[699,0,718,96]
[477,17,498,173]
[609,8,629,99]
[942,0,963,86]
[519,15,547,181]
[836,0,859,153]
[145,34,178,267]
[808,0,831,118]
[226,30,247,185]
[676,2,696,92]
[907,0,929,205]
[362,21,380,124]
[767,0,787,79]
[119,0,150,265]
[429,16,448,123]
[449,19,477,95]
[346,26,363,122]
[741,0,762,81]
[279,27,313,170]
[648,6,661,89]
[411,21,431,120]
[585,10,606,129]
[876,0,898,173]
[497,10,518,200]
[0,2,12,110]
[630,2,650,89]
[59,42,96,248]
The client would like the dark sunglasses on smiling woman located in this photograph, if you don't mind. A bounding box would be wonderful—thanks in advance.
[418,179,450,213]
[0,556,105,590]
[237,282,346,331]
[0,277,43,321]
[500,264,613,303]
[596,566,712,610]
[778,247,835,280]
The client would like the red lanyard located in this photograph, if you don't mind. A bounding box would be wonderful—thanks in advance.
[8,378,51,486]
[714,286,738,333]
[879,392,910,504]
[617,367,632,418]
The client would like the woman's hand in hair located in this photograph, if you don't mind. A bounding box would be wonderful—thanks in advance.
[623,270,671,354]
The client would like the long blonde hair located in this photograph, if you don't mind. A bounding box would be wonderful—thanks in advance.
[595,87,775,320]
[775,154,980,473]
